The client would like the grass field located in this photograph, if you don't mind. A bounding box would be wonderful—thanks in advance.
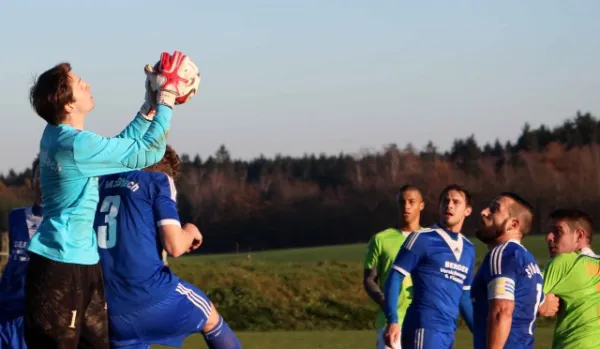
[152,234,599,348]
[153,327,556,349]
[174,234,600,268]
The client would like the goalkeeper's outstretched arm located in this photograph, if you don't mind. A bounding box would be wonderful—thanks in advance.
[73,104,172,177]
[115,112,153,140]
[115,77,162,140]
[72,50,200,177]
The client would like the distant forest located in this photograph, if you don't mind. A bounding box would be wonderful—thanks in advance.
[1,111,599,253]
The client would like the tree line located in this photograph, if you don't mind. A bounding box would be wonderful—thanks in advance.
[1,111,599,254]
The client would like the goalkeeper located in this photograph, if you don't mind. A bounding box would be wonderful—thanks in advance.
[24,51,198,348]
[538,208,600,349]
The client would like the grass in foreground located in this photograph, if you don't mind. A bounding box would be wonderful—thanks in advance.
[153,327,555,349]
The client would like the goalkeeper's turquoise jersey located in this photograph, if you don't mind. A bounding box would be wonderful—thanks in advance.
[27,105,172,265]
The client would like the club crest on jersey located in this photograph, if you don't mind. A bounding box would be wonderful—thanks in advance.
[525,262,542,279]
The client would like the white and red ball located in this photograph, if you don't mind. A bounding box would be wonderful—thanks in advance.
[148,55,201,105]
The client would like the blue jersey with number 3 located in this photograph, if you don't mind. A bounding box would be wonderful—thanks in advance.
[94,170,181,315]
[471,240,544,349]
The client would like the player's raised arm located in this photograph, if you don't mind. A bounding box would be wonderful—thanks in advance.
[73,104,171,177]
[363,235,384,307]
[486,250,519,349]
[115,78,162,140]
[75,52,198,177]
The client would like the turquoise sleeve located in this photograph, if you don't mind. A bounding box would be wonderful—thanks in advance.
[115,113,152,139]
[73,105,172,177]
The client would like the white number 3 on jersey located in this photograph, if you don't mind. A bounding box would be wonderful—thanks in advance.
[97,195,121,249]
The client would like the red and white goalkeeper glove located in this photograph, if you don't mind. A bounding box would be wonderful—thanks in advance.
[144,50,198,109]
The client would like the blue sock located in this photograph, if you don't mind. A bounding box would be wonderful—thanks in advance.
[203,316,242,349]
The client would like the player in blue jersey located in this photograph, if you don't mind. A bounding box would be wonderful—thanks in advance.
[383,184,476,349]
[471,192,547,349]
[94,145,242,349]
[24,51,198,348]
[0,158,41,349]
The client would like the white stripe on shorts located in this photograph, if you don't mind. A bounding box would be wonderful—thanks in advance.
[414,328,424,349]
[175,283,212,319]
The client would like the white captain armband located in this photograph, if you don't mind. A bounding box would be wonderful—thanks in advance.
[157,219,181,227]
[487,277,515,301]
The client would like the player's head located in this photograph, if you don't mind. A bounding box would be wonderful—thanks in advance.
[546,208,593,257]
[29,62,94,126]
[143,144,181,180]
[396,185,424,226]
[476,192,533,245]
[438,184,472,232]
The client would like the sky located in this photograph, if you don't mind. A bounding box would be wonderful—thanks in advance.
[1,0,599,173]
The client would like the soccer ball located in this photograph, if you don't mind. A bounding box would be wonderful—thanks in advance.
[149,55,201,105]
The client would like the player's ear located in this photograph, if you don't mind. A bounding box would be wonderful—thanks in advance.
[64,102,74,114]
[464,205,472,217]
[574,228,586,242]
[419,201,425,211]
[510,217,520,232]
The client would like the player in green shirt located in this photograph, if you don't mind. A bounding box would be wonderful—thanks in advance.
[363,185,425,349]
[538,208,600,349]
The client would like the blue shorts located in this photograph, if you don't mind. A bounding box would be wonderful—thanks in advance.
[401,328,454,349]
[109,281,213,349]
[0,314,26,349]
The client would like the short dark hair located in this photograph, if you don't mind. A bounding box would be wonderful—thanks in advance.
[499,192,534,236]
[143,145,181,180]
[549,208,593,244]
[439,184,471,206]
[29,62,74,125]
[396,184,423,203]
